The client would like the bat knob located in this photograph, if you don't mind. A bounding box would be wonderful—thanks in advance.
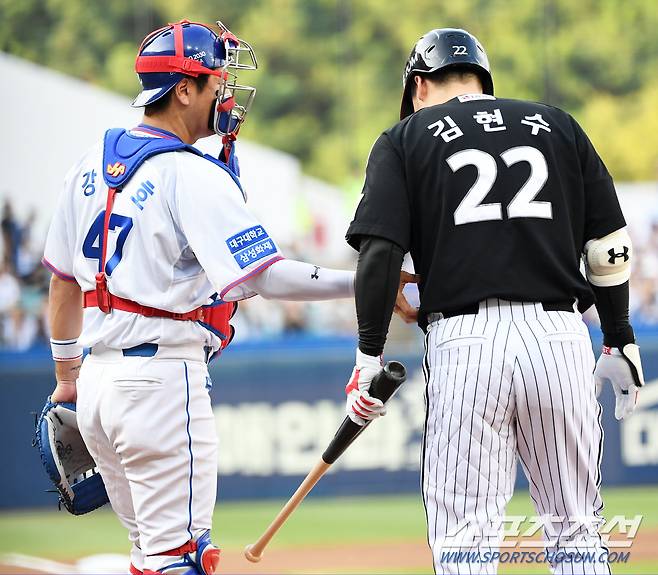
[244,544,262,563]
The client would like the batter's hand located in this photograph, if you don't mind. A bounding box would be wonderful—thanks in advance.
[345,349,386,426]
[594,344,644,420]
[394,271,420,324]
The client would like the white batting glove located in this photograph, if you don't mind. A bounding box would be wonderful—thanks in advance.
[345,349,386,426]
[594,344,644,421]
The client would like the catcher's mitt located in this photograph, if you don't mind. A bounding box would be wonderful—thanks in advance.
[34,399,109,515]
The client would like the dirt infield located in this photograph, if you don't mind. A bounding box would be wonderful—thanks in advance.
[0,529,655,574]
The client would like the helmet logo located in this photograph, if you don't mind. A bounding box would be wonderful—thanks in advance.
[106,162,126,177]
[452,45,468,55]
[191,51,207,60]
[403,50,422,83]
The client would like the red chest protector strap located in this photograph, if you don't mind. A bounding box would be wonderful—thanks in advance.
[83,187,235,348]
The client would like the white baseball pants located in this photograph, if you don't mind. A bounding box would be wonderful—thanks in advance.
[76,345,217,571]
[422,300,609,575]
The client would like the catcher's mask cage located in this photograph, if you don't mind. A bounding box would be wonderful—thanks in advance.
[399,27,493,121]
[133,19,257,139]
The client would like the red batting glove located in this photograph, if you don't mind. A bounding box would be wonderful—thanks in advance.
[345,349,386,426]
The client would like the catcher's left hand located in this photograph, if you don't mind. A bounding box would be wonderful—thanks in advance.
[34,398,109,515]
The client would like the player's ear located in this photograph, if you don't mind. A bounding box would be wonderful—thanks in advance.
[173,78,193,106]
[412,75,427,110]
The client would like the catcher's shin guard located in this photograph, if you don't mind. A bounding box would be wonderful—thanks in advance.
[194,530,221,574]
[145,530,220,575]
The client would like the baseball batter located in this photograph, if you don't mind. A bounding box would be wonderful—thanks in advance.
[42,19,379,575]
[343,28,645,574]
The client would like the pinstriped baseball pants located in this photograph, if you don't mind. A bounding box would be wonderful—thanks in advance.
[422,299,609,575]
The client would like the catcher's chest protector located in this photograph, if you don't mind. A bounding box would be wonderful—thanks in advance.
[91,129,240,351]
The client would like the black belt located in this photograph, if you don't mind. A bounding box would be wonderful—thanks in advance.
[430,300,574,320]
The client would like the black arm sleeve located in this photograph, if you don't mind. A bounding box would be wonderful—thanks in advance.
[591,281,635,348]
[355,236,404,356]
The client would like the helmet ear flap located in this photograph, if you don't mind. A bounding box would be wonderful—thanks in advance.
[399,75,416,121]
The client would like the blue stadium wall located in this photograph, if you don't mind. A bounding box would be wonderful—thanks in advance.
[3,332,658,510]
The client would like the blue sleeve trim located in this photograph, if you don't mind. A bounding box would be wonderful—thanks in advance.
[219,255,284,300]
[41,258,76,283]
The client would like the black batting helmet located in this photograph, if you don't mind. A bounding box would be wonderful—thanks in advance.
[400,28,494,120]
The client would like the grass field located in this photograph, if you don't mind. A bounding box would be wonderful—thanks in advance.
[1,486,657,573]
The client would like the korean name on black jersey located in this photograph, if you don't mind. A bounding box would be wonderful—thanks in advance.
[346,95,625,326]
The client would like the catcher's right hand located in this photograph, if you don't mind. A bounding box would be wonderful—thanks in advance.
[594,343,644,420]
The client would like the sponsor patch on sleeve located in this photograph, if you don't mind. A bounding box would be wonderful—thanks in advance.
[226,225,278,269]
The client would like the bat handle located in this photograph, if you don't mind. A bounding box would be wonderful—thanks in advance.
[321,361,406,464]
[369,361,406,402]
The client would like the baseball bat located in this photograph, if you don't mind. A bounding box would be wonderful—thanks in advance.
[244,361,406,563]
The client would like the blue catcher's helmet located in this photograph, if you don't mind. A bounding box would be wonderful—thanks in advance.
[133,20,257,138]
[400,28,493,120]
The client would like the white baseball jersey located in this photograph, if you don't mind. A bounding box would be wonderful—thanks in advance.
[43,127,282,351]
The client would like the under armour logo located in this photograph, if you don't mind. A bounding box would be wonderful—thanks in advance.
[106,162,126,177]
[608,246,629,264]
[311,266,320,280]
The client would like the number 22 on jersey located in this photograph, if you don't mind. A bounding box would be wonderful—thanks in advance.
[82,210,133,275]
[447,145,551,225]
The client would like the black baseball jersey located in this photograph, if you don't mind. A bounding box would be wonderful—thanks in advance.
[346,94,626,324]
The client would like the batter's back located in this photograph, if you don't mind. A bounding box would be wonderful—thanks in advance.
[352,94,625,321]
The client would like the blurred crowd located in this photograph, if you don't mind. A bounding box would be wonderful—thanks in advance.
[0,200,50,351]
[629,221,658,325]
[1,196,658,353]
